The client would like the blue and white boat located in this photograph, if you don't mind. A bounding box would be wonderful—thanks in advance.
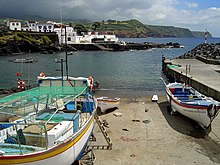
[0,76,97,164]
[164,82,220,129]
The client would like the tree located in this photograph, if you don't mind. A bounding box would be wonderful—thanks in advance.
[91,22,101,31]
[74,24,87,35]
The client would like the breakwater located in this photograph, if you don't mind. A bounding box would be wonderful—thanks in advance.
[69,41,181,51]
[177,43,220,65]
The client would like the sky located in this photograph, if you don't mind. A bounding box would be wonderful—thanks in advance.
[0,0,220,37]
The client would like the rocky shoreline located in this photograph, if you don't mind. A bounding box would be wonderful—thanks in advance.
[177,43,220,64]
[0,40,183,56]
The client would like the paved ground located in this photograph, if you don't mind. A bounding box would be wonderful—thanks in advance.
[166,59,220,92]
[88,95,220,165]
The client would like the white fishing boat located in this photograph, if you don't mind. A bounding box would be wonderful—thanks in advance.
[97,97,120,113]
[13,57,34,63]
[0,76,97,164]
[163,81,220,129]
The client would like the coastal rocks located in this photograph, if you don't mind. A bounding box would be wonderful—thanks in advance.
[177,43,220,64]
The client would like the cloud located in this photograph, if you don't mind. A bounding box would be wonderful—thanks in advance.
[186,2,198,8]
[0,0,219,36]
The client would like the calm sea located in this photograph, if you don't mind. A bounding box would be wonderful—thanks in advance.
[0,37,220,98]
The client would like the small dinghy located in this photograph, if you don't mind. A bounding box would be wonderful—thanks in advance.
[97,97,120,113]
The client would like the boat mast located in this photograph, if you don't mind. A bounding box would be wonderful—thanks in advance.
[65,26,69,79]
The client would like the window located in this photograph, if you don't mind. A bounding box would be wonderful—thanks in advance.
[16,23,19,26]
[68,37,71,41]
[48,26,52,29]
[43,26,47,29]
[38,26,42,29]
[12,23,15,26]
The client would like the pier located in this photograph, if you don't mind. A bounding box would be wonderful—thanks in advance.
[162,58,220,101]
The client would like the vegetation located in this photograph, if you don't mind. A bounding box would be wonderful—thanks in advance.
[0,31,57,55]
[0,32,52,45]
[70,19,212,38]
[74,24,88,35]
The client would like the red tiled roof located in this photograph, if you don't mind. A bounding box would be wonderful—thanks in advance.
[9,20,21,22]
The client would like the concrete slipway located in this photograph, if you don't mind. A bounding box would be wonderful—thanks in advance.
[87,96,220,165]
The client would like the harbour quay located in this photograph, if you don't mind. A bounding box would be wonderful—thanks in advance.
[162,58,220,101]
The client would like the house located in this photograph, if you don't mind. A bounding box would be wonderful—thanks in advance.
[21,25,29,31]
[36,22,54,33]
[54,26,77,44]
[7,20,21,31]
[27,21,37,31]
[80,31,119,43]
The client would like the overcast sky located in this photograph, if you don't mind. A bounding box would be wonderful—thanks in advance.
[0,0,220,37]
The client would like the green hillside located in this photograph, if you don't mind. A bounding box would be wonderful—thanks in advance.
[83,19,211,38]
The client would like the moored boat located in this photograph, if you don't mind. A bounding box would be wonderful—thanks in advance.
[97,97,120,113]
[13,57,34,63]
[163,81,220,129]
[0,76,97,164]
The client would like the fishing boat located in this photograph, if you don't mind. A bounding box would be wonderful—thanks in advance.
[163,81,220,129]
[0,76,97,164]
[97,97,120,113]
[13,57,34,63]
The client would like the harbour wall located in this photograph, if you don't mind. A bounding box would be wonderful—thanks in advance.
[162,57,220,101]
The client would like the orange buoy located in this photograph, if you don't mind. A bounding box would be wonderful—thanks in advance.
[17,79,26,91]
[39,72,45,78]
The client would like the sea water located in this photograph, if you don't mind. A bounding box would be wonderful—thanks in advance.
[0,38,220,98]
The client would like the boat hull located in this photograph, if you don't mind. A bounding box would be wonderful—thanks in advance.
[164,82,219,128]
[169,95,210,128]
[0,114,95,165]
[97,97,120,113]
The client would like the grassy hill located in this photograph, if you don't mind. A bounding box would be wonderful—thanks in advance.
[84,19,212,38]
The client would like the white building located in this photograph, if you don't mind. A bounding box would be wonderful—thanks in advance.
[36,22,54,33]
[79,31,119,43]
[54,26,78,44]
[7,20,21,31]
[21,26,29,31]
[27,21,37,31]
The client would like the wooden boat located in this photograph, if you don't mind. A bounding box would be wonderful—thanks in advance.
[0,76,97,164]
[164,81,220,128]
[13,57,33,63]
[97,97,120,113]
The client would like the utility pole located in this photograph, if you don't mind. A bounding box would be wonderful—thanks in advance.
[65,26,69,79]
